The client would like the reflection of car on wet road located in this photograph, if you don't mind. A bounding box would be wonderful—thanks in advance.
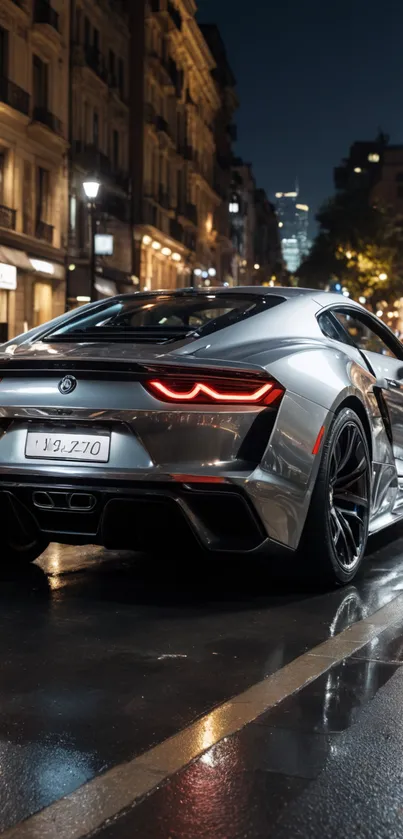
[1,286,403,584]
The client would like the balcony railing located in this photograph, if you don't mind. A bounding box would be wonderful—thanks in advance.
[0,76,30,116]
[34,0,59,31]
[33,106,63,136]
[84,46,108,83]
[36,220,54,243]
[0,204,16,231]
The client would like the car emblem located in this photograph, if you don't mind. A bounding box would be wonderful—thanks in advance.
[58,375,77,395]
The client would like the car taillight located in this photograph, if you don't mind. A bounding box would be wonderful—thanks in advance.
[145,376,284,406]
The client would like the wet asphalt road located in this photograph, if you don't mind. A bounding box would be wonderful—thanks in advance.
[3,531,403,837]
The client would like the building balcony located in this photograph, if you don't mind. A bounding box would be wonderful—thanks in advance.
[0,204,16,231]
[34,0,59,31]
[101,192,129,224]
[0,76,30,117]
[32,106,63,136]
[36,220,54,244]
[84,46,109,84]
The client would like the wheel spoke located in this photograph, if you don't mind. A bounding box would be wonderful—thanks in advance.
[334,507,357,565]
[335,506,365,529]
[334,457,367,490]
[336,426,358,476]
[333,490,369,509]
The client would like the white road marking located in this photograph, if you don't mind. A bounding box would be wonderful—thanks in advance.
[4,592,403,839]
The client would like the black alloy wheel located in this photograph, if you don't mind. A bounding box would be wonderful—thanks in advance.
[302,407,371,586]
[328,420,370,573]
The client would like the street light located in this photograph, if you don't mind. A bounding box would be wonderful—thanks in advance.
[83,179,101,302]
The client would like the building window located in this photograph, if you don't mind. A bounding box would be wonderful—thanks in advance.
[0,153,5,205]
[70,195,77,233]
[112,130,119,169]
[118,59,124,98]
[33,55,48,109]
[36,166,51,225]
[84,16,90,47]
[23,161,33,235]
[93,27,99,51]
[75,8,81,44]
[93,110,99,148]
[0,26,9,78]
[109,49,116,83]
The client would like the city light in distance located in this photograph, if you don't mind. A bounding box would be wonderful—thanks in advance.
[143,235,152,245]
[161,247,171,256]
[354,167,362,173]
[359,296,366,304]
[68,264,76,271]
[208,268,216,277]
[296,204,309,212]
[376,310,383,317]
[343,290,350,297]
[152,241,161,250]
[172,253,181,261]
[368,153,380,163]
[76,296,91,303]
[254,263,260,270]
[345,250,353,259]
[379,272,388,281]
[194,268,202,276]
[278,221,283,227]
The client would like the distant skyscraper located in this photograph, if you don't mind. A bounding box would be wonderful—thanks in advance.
[275,185,310,272]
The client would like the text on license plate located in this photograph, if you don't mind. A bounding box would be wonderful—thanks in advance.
[25,432,110,462]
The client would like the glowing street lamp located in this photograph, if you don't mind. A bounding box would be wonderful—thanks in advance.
[83,179,101,302]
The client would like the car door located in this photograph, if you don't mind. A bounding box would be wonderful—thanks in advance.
[332,308,403,471]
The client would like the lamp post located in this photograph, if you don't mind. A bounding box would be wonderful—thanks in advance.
[83,179,100,302]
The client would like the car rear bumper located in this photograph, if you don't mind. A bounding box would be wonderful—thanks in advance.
[0,475,281,556]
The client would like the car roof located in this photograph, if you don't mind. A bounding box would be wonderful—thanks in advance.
[112,286,364,309]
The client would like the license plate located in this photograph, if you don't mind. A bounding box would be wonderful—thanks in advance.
[25,431,110,463]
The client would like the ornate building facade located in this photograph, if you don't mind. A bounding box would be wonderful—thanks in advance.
[131,0,221,291]
[0,0,69,339]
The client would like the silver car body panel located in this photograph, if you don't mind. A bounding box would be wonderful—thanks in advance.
[0,286,402,553]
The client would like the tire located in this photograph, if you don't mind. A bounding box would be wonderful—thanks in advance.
[301,407,371,586]
[0,538,49,569]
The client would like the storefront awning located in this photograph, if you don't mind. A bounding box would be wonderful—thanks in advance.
[0,246,65,280]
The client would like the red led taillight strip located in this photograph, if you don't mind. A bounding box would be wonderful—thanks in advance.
[147,379,282,405]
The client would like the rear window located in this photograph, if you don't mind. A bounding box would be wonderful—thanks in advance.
[43,293,285,343]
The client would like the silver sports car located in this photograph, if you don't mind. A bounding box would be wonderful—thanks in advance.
[0,286,402,585]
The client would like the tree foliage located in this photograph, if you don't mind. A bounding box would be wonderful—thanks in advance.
[297,186,403,310]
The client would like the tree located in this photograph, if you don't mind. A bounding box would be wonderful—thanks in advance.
[297,186,403,311]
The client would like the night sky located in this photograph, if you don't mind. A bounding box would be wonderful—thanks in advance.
[197,0,403,233]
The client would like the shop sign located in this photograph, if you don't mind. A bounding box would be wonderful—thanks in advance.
[95,234,114,255]
[0,263,17,290]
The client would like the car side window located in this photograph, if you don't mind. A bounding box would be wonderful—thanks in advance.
[317,312,348,342]
[333,311,397,358]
